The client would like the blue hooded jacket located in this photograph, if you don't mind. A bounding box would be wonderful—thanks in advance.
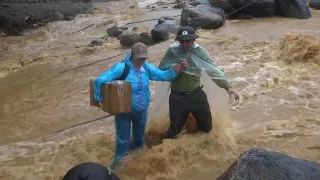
[94,53,178,112]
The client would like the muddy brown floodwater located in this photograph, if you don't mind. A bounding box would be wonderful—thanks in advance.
[0,0,320,179]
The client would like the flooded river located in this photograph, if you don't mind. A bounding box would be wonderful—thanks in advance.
[0,0,320,179]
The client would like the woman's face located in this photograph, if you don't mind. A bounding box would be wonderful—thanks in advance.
[132,58,146,70]
[179,39,195,53]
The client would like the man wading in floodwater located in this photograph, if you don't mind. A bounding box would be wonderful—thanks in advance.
[158,26,240,139]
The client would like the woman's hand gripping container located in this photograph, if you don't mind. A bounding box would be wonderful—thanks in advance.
[90,79,132,115]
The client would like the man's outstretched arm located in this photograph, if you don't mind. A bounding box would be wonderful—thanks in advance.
[198,47,240,100]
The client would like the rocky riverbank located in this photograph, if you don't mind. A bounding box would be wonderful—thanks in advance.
[0,0,94,36]
[1,0,315,37]
[88,0,314,48]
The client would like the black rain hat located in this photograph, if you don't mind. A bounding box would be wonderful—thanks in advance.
[175,26,199,41]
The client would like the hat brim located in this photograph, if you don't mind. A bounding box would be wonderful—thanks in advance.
[132,53,147,61]
[175,34,199,41]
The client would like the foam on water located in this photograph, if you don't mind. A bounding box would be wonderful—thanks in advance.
[138,0,159,8]
[288,86,301,96]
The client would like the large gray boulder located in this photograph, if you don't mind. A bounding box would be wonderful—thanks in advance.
[217,148,320,180]
[231,0,275,17]
[196,1,227,19]
[208,0,234,13]
[180,6,224,30]
[151,17,180,42]
[275,0,312,19]
[207,0,312,19]
[310,0,320,9]
[119,30,140,47]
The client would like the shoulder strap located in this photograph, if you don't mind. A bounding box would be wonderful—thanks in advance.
[118,61,130,80]
[118,62,150,80]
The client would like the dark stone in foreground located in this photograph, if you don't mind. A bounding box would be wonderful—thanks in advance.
[217,148,320,180]
[62,162,120,180]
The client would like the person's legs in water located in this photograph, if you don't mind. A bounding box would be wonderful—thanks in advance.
[110,113,132,170]
[165,87,211,139]
[165,92,190,139]
[190,89,213,133]
[131,110,148,152]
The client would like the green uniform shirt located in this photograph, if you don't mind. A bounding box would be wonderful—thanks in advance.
[171,73,201,92]
[159,43,231,93]
[171,73,230,92]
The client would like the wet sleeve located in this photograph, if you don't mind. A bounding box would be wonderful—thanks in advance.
[94,63,124,102]
[146,63,178,81]
[158,48,178,70]
[200,48,231,90]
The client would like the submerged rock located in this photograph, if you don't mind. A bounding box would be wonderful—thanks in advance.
[217,148,320,180]
[106,26,124,37]
[88,39,104,47]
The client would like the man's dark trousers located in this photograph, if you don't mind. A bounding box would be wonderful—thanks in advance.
[165,86,213,139]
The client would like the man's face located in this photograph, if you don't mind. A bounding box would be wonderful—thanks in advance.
[179,39,195,53]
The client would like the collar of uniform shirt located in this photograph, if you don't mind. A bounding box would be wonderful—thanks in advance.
[177,43,199,50]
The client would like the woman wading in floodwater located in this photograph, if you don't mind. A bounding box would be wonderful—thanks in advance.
[94,42,188,170]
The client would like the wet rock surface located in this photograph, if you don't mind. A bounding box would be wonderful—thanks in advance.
[207,0,312,19]
[119,30,141,47]
[106,26,127,37]
[151,16,180,42]
[180,6,224,30]
[0,1,94,36]
[217,148,320,180]
[310,0,320,9]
